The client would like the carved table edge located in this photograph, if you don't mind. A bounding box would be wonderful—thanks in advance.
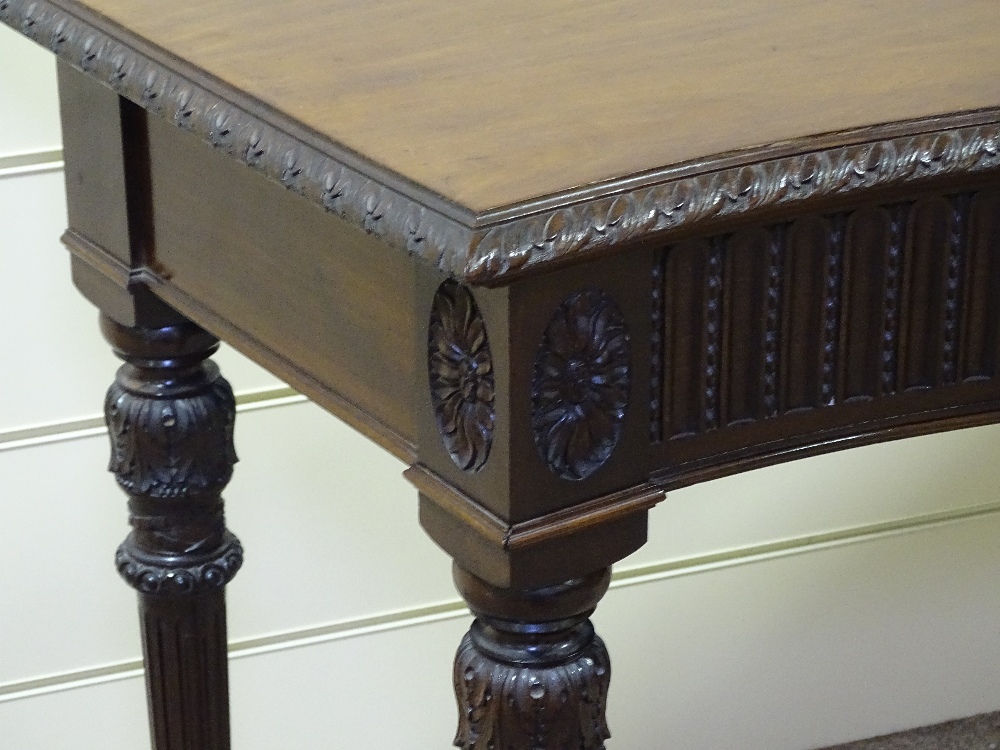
[5,0,1000,284]
[60,228,418,463]
[404,464,665,551]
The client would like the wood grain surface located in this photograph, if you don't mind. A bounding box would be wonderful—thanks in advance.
[65,0,1000,213]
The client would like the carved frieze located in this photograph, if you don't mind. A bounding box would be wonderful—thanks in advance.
[428,280,496,472]
[532,289,630,481]
[465,130,1000,280]
[655,187,1000,464]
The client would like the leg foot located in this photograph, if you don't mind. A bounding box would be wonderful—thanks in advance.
[453,565,612,750]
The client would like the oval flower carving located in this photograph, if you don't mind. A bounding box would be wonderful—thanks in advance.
[532,289,630,481]
[428,280,496,472]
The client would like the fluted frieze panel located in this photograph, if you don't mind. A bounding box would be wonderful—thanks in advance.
[961,190,1000,381]
[654,183,1000,481]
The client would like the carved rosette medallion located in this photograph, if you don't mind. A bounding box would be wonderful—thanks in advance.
[428,280,496,472]
[532,289,630,480]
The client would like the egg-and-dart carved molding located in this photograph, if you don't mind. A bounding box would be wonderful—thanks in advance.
[4,0,1000,285]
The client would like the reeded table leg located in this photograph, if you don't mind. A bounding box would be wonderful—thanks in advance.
[101,314,242,750]
[452,565,612,750]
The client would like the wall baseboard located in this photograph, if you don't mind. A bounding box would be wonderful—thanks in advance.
[822,710,1000,749]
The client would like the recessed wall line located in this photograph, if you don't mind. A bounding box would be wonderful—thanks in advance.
[611,498,1000,589]
[0,386,303,452]
[0,148,63,178]
[3,499,998,704]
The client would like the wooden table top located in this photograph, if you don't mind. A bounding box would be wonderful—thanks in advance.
[5,0,1000,281]
[67,0,1000,211]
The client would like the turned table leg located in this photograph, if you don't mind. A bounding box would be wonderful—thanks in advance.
[452,565,613,750]
[101,314,242,750]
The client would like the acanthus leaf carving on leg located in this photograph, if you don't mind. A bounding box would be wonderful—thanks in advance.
[100,314,241,750]
[452,566,612,750]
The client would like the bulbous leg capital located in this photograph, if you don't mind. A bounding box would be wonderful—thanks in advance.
[452,566,613,750]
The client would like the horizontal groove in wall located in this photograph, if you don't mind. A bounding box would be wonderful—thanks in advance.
[0,148,63,178]
[3,499,998,704]
[611,498,1000,588]
[0,386,303,452]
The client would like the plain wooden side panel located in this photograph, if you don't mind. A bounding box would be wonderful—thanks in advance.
[839,207,890,403]
[961,190,1000,381]
[145,115,418,445]
[781,216,829,412]
[722,227,770,426]
[899,197,951,390]
[664,240,709,439]
[56,62,131,264]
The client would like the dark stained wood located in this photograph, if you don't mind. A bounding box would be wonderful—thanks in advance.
[662,239,710,439]
[655,181,1000,485]
[452,566,612,750]
[722,227,770,426]
[961,190,1000,381]
[57,63,131,264]
[144,113,419,456]
[839,207,892,402]
[59,63,186,329]
[414,251,654,527]
[781,216,831,412]
[101,315,241,750]
[411,463,653,588]
[9,2,1000,748]
[899,197,953,390]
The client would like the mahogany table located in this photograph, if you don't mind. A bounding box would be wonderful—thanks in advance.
[3,0,1000,747]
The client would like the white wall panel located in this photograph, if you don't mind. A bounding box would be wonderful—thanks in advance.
[234,512,999,750]
[0,169,116,430]
[631,423,1000,568]
[223,401,453,637]
[0,433,135,683]
[0,25,61,157]
[0,675,149,749]
[5,512,996,750]
[6,390,1000,686]
[0,399,451,684]
[602,512,1000,750]
[229,616,469,750]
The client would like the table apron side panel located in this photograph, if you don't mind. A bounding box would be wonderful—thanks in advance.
[141,112,419,453]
